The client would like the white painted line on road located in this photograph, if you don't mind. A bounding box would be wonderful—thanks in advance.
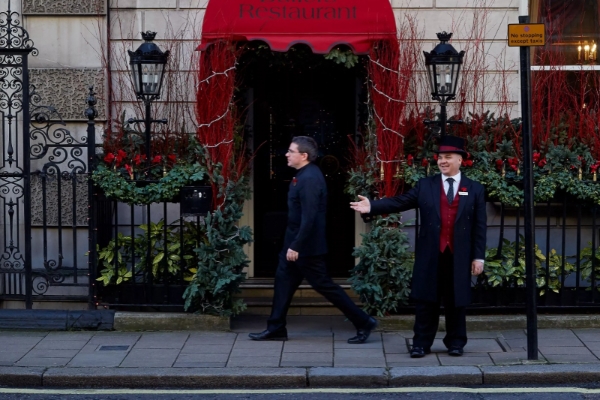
[2,387,600,395]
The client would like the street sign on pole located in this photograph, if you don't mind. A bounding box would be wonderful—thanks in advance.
[508,23,545,47]
[515,16,541,361]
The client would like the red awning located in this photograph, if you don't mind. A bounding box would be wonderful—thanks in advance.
[197,0,397,54]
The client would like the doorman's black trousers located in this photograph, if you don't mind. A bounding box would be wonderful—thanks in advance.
[412,248,467,350]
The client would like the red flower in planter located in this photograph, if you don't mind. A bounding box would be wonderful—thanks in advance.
[421,158,428,167]
[116,149,127,166]
[167,154,176,164]
[152,155,162,164]
[533,152,540,164]
[104,153,115,164]
[433,154,438,161]
[133,154,146,166]
[124,164,133,179]
[406,154,414,166]
[461,159,473,167]
[495,159,504,170]
[538,159,547,168]
[507,157,519,171]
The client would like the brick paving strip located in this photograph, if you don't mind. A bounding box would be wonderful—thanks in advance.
[0,316,599,388]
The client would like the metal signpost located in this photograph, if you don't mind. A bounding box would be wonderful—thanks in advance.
[507,17,545,361]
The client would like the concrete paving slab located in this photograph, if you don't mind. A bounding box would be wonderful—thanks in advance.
[284,334,332,342]
[0,366,44,387]
[499,329,526,339]
[308,367,387,387]
[0,352,27,364]
[186,332,237,345]
[334,340,383,350]
[390,366,482,386]
[463,338,504,352]
[281,352,332,367]
[334,349,384,358]
[385,353,438,363]
[134,332,189,349]
[583,342,600,351]
[0,345,36,354]
[538,346,595,355]
[283,343,332,353]
[173,362,227,367]
[44,332,95,340]
[505,338,526,349]
[438,355,495,366]
[67,352,128,367]
[86,334,141,346]
[232,340,285,350]
[43,367,307,388]
[120,348,180,368]
[180,344,233,354]
[573,329,600,342]
[33,340,90,350]
[230,348,282,357]
[542,353,600,363]
[22,349,80,358]
[537,338,585,347]
[488,351,546,365]
[226,356,281,367]
[482,363,600,385]
[176,353,230,363]
[334,357,385,368]
[15,357,71,367]
[532,329,579,339]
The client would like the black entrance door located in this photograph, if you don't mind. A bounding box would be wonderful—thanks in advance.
[241,47,365,278]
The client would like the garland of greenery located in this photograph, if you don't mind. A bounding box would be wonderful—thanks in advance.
[92,163,208,205]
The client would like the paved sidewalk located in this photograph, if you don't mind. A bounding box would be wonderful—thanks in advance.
[1,315,600,388]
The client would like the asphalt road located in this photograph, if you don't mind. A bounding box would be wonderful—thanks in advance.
[3,388,600,399]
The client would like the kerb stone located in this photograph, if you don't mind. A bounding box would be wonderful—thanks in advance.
[308,367,388,387]
[390,366,482,386]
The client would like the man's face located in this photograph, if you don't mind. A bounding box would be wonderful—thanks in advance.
[286,142,308,169]
[437,152,462,176]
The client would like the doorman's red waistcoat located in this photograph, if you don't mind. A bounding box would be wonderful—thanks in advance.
[440,182,459,253]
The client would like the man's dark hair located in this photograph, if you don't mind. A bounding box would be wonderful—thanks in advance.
[292,136,318,162]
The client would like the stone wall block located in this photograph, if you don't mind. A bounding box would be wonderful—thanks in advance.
[29,69,105,121]
[23,0,106,15]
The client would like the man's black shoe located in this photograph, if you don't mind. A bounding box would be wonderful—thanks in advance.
[248,329,288,341]
[347,317,378,344]
[410,346,431,358]
[448,347,464,356]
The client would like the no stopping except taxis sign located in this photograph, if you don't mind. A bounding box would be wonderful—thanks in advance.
[508,23,545,47]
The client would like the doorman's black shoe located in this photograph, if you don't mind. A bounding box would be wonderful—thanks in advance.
[347,317,378,344]
[448,347,464,356]
[248,329,288,341]
[410,346,431,358]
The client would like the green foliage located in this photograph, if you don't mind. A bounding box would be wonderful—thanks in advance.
[324,48,359,68]
[96,221,198,286]
[483,236,575,295]
[349,213,414,317]
[577,242,600,290]
[183,176,252,317]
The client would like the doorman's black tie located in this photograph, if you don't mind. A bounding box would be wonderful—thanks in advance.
[447,177,454,205]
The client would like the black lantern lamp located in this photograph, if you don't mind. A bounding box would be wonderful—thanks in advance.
[127,31,170,169]
[423,32,465,136]
[128,31,169,102]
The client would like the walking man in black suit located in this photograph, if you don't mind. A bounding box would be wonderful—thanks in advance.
[350,135,486,357]
[249,136,378,343]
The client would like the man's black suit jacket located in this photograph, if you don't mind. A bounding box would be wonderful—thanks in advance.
[282,162,328,257]
[368,174,487,307]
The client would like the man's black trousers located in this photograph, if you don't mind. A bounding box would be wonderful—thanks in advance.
[412,248,467,350]
[267,254,370,332]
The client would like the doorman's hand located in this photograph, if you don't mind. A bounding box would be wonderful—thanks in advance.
[471,260,484,276]
[350,195,371,213]
[287,248,299,262]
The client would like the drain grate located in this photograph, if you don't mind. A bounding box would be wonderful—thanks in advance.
[98,345,130,351]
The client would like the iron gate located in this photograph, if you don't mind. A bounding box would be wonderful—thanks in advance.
[0,6,94,308]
